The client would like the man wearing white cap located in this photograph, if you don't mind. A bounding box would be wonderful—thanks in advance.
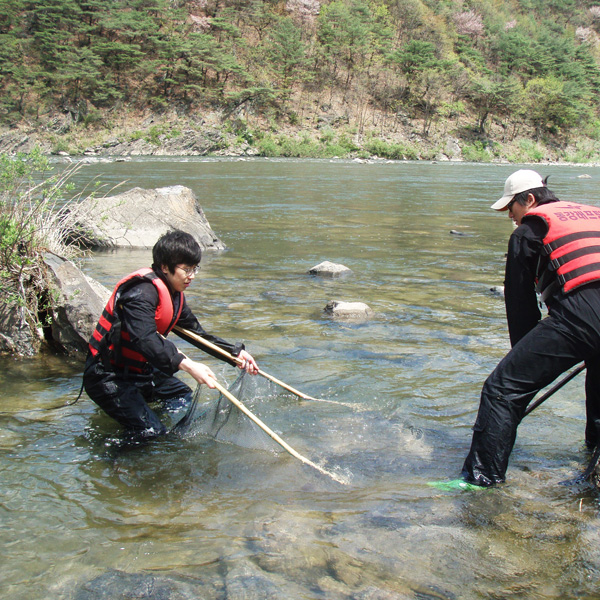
[461,170,600,486]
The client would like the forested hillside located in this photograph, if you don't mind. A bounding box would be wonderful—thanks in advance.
[3,0,600,161]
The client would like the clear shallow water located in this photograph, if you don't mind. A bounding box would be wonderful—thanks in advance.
[1,159,600,599]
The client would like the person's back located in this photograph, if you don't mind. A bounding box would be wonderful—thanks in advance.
[461,171,600,486]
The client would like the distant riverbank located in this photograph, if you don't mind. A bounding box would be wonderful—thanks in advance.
[3,109,600,166]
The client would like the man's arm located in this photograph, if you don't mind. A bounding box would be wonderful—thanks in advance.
[176,300,258,374]
[176,301,245,360]
[504,220,546,347]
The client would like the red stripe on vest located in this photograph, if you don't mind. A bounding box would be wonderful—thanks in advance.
[525,201,600,294]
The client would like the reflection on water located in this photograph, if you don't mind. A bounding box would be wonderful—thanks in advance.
[1,159,599,599]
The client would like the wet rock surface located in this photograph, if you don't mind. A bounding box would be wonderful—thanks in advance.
[74,569,212,600]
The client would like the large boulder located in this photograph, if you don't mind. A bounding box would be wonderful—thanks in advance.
[72,185,225,250]
[42,253,110,357]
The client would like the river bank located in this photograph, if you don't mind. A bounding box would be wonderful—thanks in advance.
[3,107,600,165]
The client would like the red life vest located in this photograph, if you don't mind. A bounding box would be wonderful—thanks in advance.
[525,201,600,296]
[89,268,184,373]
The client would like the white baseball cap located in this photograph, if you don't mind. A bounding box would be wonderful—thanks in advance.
[491,169,545,210]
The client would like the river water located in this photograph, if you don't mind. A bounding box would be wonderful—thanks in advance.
[2,158,600,599]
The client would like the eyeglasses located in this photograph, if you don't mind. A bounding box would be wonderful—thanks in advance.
[176,265,200,277]
[506,197,517,211]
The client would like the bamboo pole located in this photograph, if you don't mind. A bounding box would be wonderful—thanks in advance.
[212,380,347,485]
[172,326,346,406]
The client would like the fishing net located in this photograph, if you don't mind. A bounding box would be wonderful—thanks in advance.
[173,372,283,454]
[172,371,350,485]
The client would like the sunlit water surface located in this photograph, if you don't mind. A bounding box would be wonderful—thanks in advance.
[1,159,600,599]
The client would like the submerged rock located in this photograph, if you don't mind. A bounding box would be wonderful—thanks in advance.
[73,568,220,600]
[225,561,283,599]
[72,185,225,251]
[592,462,600,489]
[75,570,177,600]
[0,426,22,448]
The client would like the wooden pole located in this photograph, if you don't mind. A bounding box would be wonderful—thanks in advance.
[172,326,346,406]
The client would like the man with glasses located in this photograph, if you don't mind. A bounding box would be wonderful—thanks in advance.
[461,170,600,486]
[83,229,258,438]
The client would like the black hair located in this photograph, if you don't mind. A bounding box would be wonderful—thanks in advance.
[151,230,202,273]
[511,176,559,208]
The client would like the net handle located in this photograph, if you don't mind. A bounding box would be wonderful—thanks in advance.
[212,379,347,485]
[173,326,329,403]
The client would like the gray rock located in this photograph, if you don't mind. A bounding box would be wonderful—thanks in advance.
[445,137,462,160]
[43,252,110,356]
[0,293,40,356]
[72,185,225,250]
[0,253,112,358]
[324,300,372,320]
[75,570,174,600]
[308,260,352,278]
[0,128,38,154]
[74,569,207,600]
[104,128,225,157]
[225,561,283,600]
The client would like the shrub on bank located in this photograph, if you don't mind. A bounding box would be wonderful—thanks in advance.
[256,133,355,158]
[0,150,87,352]
[363,139,419,160]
